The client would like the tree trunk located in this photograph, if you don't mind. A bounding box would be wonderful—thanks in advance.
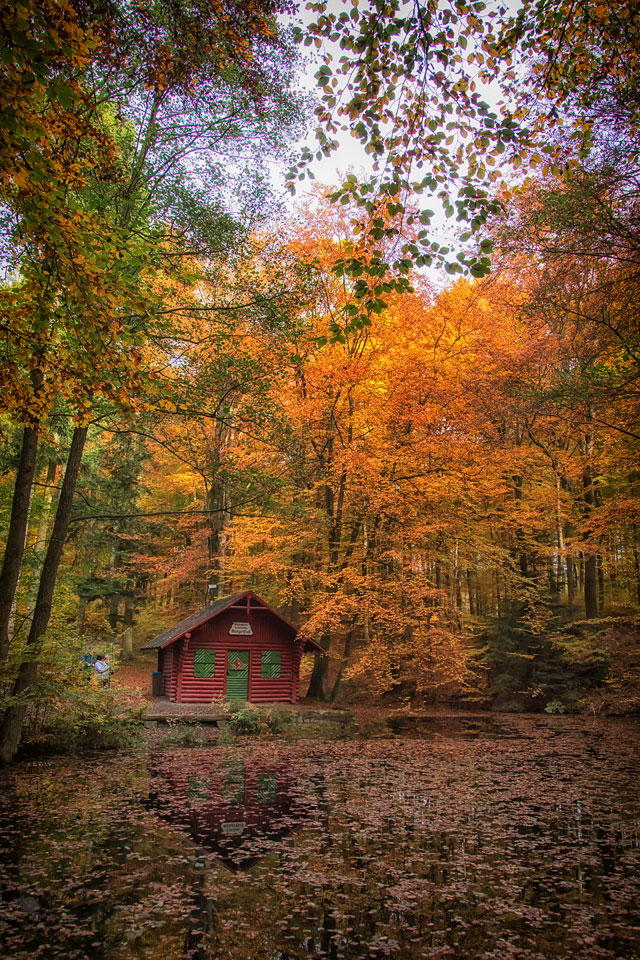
[0,425,40,664]
[108,596,120,634]
[362,521,370,639]
[582,464,598,620]
[633,525,640,606]
[107,540,120,633]
[597,554,605,617]
[560,477,576,606]
[594,484,605,617]
[331,628,354,702]
[566,554,576,605]
[23,456,59,617]
[555,475,565,597]
[307,633,331,701]
[584,554,598,619]
[0,426,88,763]
[121,598,134,661]
[466,568,475,614]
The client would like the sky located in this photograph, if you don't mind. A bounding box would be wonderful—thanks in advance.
[275,0,515,285]
[276,0,374,199]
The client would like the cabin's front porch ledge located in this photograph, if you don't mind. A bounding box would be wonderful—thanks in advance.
[143,699,353,728]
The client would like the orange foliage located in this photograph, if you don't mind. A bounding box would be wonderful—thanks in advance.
[134,198,640,700]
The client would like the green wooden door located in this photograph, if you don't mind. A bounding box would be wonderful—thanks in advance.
[226,650,249,700]
[222,761,246,804]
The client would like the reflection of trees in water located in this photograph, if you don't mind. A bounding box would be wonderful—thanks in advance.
[183,865,217,960]
[0,762,219,960]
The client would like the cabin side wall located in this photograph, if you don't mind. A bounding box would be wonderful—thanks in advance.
[172,606,300,704]
[158,646,176,698]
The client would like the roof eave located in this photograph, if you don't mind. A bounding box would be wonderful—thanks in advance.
[301,635,324,653]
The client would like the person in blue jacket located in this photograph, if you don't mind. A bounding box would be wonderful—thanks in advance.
[80,652,94,680]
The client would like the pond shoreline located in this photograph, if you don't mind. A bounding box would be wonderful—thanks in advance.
[12,705,640,766]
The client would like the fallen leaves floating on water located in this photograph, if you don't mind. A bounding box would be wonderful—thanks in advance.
[1,717,639,959]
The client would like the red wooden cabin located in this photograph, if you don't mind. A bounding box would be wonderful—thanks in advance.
[141,591,319,704]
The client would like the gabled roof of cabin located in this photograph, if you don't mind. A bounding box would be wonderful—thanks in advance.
[140,590,322,651]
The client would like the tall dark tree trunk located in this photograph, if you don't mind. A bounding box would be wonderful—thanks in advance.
[307,633,331,701]
[584,554,598,619]
[121,596,134,661]
[331,628,354,702]
[107,541,120,633]
[597,554,605,617]
[594,485,605,617]
[23,455,58,618]
[466,569,476,614]
[205,423,234,602]
[554,475,565,597]
[562,483,576,606]
[566,553,576,605]
[0,425,40,664]
[0,426,87,763]
[582,464,598,620]
[633,524,640,606]
[108,595,120,634]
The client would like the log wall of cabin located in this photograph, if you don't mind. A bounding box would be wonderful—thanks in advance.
[158,646,179,698]
[169,607,302,704]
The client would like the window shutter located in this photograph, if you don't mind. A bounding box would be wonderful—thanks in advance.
[187,777,210,801]
[194,649,216,678]
[261,650,281,679]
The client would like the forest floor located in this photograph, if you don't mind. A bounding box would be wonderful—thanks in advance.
[111,656,153,711]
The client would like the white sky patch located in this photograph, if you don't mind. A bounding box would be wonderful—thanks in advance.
[270,0,524,286]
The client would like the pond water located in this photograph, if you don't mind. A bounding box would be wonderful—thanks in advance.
[1,716,639,960]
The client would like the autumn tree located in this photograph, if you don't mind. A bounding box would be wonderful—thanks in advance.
[0,0,302,761]
[289,1,640,333]
[214,204,639,704]
[217,204,524,701]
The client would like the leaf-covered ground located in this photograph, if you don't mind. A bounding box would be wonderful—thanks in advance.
[1,717,639,959]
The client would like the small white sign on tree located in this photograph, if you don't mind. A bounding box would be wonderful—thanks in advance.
[229,622,253,636]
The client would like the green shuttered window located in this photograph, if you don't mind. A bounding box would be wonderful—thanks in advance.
[194,649,215,678]
[261,650,281,679]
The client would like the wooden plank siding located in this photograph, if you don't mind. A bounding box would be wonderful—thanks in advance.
[168,607,302,704]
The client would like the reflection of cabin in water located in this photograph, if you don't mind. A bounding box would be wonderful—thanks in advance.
[147,754,303,870]
[141,591,321,703]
